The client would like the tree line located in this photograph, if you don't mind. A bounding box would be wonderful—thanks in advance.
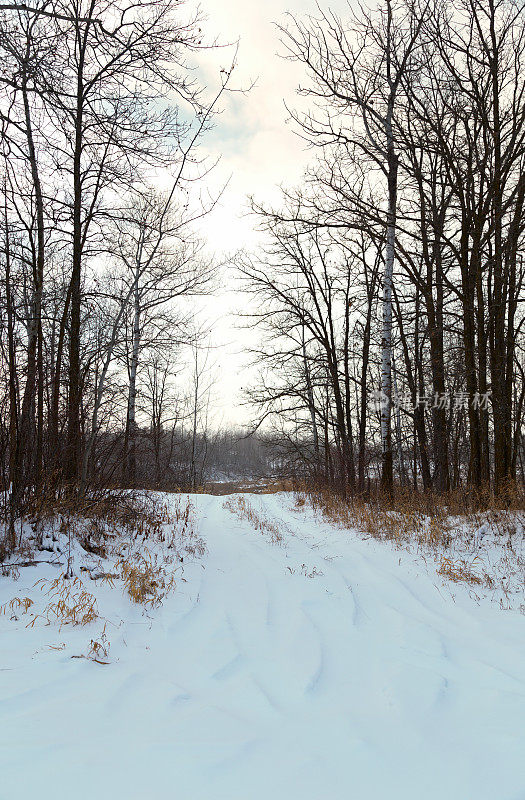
[0,0,231,551]
[241,0,525,498]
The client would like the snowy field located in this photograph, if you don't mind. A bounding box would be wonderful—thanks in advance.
[1,492,525,800]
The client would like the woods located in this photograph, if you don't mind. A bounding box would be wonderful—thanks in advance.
[243,0,525,498]
[1,0,525,562]
[0,0,231,548]
[1,3,525,796]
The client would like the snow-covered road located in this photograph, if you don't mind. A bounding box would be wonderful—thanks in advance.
[1,492,525,800]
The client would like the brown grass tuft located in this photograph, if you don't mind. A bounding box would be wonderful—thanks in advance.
[28,575,99,628]
[437,556,485,586]
[295,484,524,599]
[1,595,34,618]
[118,552,177,607]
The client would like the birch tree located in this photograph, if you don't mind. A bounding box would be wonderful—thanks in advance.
[280,0,428,490]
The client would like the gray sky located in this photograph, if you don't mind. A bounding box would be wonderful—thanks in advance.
[185,0,341,428]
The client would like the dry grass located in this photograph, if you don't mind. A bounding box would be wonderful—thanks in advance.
[223,496,284,544]
[118,552,177,607]
[16,490,181,556]
[295,484,524,601]
[184,478,296,496]
[295,486,452,549]
[26,575,99,628]
[1,595,34,619]
[107,495,202,607]
[86,626,111,664]
[437,556,486,586]
[0,492,205,640]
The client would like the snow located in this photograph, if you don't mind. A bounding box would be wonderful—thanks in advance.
[1,492,525,800]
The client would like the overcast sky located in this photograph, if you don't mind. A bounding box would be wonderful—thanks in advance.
[198,0,318,250]
[181,0,346,428]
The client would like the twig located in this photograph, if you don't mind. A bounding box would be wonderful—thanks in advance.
[2,559,64,569]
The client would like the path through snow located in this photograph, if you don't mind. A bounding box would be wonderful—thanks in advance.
[1,493,525,799]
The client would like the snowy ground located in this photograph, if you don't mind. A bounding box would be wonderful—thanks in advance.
[1,492,525,800]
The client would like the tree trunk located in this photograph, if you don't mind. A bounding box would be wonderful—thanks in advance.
[381,111,397,492]
[302,332,320,476]
[15,58,45,500]
[125,272,141,487]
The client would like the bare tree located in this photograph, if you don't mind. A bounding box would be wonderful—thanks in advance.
[109,189,215,486]
[280,0,428,490]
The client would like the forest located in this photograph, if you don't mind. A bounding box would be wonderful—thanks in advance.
[1,0,524,557]
[0,2,524,797]
[242,0,525,500]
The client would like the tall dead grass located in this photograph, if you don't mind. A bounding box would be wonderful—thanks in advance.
[1,491,206,637]
[294,483,524,600]
[118,552,177,607]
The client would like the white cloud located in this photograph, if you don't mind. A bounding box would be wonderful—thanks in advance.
[181,0,346,427]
